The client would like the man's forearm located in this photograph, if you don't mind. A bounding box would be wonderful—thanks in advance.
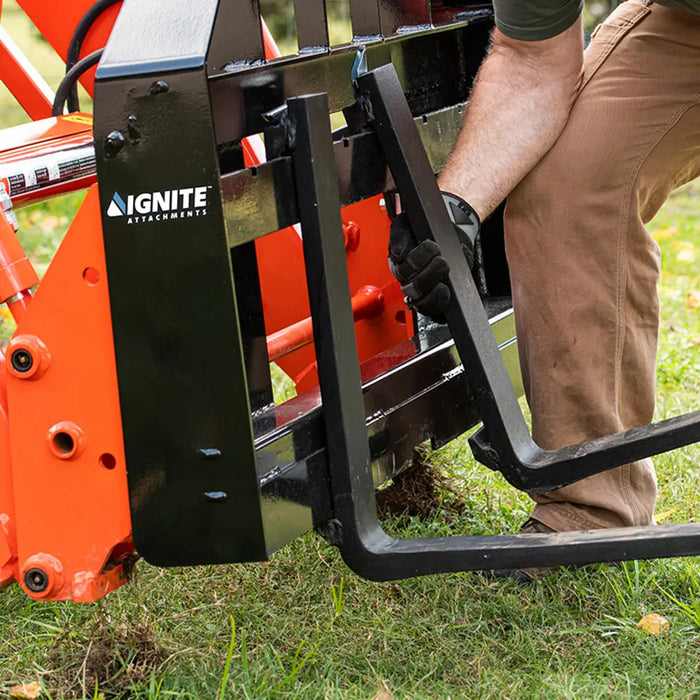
[438,20,584,221]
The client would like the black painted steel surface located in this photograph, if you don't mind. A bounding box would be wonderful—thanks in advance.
[95,3,267,566]
[208,16,491,145]
[94,0,507,568]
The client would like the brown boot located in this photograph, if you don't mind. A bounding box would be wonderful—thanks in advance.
[490,518,560,584]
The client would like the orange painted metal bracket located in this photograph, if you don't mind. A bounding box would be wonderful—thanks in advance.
[4,185,132,602]
[0,25,54,120]
[16,0,122,98]
[0,372,15,588]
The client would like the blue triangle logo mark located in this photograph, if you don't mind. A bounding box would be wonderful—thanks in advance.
[107,191,126,217]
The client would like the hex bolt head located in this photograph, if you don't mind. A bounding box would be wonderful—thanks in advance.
[10,348,33,373]
[150,80,169,94]
[24,568,49,593]
[104,130,125,157]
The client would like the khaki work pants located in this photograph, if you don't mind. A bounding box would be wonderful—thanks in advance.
[505,1,700,531]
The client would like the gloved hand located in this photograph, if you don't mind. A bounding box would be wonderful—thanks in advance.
[388,192,481,322]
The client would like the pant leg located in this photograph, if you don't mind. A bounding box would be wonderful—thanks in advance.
[504,1,700,531]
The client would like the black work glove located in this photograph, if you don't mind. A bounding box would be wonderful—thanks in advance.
[388,192,481,322]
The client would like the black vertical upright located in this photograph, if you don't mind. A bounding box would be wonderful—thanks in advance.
[295,0,330,51]
[288,93,384,560]
[378,0,431,37]
[208,0,264,72]
[95,0,267,565]
[349,0,382,38]
[210,0,273,424]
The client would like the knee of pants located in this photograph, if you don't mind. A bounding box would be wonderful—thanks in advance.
[509,147,621,230]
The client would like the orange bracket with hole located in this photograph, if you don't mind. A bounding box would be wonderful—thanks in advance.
[4,186,132,602]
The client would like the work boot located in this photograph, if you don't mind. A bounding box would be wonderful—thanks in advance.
[490,517,559,583]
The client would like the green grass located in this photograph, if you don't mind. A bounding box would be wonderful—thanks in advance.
[1,191,697,700]
[1,3,700,699]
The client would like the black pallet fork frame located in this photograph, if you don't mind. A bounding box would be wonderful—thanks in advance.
[292,65,700,581]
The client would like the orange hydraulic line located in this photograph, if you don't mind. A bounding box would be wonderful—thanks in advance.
[267,285,385,362]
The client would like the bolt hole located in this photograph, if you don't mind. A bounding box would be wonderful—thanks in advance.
[52,431,75,456]
[395,310,407,325]
[82,267,100,285]
[100,452,116,470]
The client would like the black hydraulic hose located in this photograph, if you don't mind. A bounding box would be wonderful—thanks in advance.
[52,49,103,117]
[64,0,121,113]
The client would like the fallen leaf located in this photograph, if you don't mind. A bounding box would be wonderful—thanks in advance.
[687,292,700,310]
[655,506,678,523]
[371,681,394,700]
[637,612,670,636]
[10,681,41,699]
[652,226,677,241]
[39,215,58,234]
[672,239,695,251]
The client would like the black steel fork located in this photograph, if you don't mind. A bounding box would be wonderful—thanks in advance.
[355,63,700,495]
[288,66,700,582]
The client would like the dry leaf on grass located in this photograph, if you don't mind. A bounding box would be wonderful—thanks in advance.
[370,681,394,700]
[655,506,678,523]
[686,291,700,310]
[9,681,41,699]
[637,612,670,635]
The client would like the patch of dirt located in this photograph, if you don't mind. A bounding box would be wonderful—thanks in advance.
[376,453,465,519]
[49,620,164,698]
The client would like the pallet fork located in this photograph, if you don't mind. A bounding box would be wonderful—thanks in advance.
[1,0,699,602]
[276,67,700,580]
[92,0,700,584]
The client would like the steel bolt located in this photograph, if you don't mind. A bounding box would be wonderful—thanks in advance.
[104,130,125,157]
[10,348,32,373]
[127,115,141,144]
[24,568,49,593]
[150,80,169,95]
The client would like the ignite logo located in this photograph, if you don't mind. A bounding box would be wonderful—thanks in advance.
[106,186,211,224]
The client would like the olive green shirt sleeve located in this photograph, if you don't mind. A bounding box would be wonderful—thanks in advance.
[493,0,584,41]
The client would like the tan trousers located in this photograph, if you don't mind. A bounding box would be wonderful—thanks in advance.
[505,1,700,531]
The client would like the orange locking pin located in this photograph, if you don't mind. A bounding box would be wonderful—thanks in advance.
[0,204,38,323]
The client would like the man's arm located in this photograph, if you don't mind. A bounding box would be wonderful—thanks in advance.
[437,18,585,221]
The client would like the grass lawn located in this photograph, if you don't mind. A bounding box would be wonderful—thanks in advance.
[1,2,700,699]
